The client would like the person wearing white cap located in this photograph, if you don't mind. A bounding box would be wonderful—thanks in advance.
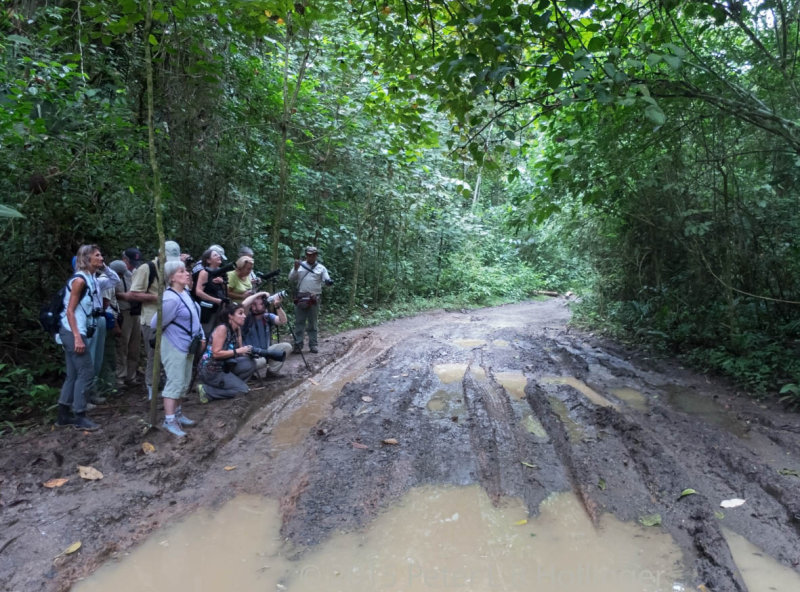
[127,240,181,399]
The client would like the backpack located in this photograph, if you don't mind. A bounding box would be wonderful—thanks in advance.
[39,274,87,335]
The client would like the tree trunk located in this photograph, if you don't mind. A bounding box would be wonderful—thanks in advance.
[145,0,166,428]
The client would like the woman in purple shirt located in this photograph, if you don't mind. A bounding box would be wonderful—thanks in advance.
[151,260,204,437]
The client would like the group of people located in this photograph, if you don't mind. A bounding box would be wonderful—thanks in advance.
[54,242,333,437]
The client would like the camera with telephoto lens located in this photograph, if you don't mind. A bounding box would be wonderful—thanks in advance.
[248,347,287,362]
[265,290,288,305]
[91,307,104,318]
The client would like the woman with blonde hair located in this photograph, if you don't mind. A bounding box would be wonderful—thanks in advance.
[56,244,119,430]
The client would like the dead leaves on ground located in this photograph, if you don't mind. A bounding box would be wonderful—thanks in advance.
[77,465,103,480]
[43,478,69,489]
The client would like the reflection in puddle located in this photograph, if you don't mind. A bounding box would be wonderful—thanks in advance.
[495,372,528,400]
[522,413,548,439]
[542,376,619,410]
[434,364,486,383]
[548,396,585,442]
[77,487,686,592]
[723,528,800,591]
[663,386,748,437]
[452,339,487,348]
[270,370,364,451]
[426,389,465,417]
[610,387,649,412]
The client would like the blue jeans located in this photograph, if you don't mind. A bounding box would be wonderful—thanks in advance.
[58,329,95,414]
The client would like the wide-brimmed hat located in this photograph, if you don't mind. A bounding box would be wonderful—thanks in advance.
[305,245,318,255]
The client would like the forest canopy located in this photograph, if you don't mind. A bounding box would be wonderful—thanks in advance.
[2,0,800,425]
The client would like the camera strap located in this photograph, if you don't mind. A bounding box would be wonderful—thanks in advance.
[166,288,199,338]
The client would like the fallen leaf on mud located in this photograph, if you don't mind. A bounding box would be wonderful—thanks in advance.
[514,519,528,526]
[216,422,226,428]
[77,466,103,480]
[520,461,537,469]
[361,396,373,402]
[697,585,710,592]
[714,510,725,520]
[720,498,746,508]
[352,442,368,449]
[597,478,607,491]
[43,478,69,489]
[224,465,237,471]
[678,488,698,500]
[778,468,800,477]
[63,541,82,555]
[382,438,399,445]
[142,442,156,454]
[309,379,319,385]
[638,514,662,527]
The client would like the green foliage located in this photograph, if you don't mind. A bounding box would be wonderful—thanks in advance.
[0,363,60,430]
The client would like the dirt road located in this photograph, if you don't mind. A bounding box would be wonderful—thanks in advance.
[2,299,800,591]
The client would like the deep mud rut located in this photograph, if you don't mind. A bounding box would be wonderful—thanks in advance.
[2,298,800,591]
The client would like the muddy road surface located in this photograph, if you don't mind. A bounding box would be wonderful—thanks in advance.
[2,298,800,591]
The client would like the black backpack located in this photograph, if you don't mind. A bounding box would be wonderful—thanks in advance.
[39,274,87,336]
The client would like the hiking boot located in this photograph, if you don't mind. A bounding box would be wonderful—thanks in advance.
[176,409,196,427]
[73,413,100,431]
[198,384,209,404]
[55,404,75,428]
[309,346,319,353]
[162,418,186,438]
[90,394,107,405]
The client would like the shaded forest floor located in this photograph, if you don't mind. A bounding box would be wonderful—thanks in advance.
[2,299,800,591]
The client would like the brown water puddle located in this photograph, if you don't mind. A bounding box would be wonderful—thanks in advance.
[662,386,748,437]
[521,413,548,439]
[433,363,486,384]
[722,528,800,591]
[495,371,528,400]
[75,486,687,592]
[609,387,649,412]
[541,376,619,410]
[547,396,585,442]
[426,388,466,417]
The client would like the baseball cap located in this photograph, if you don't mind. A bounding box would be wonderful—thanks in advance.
[123,247,143,267]
[164,240,181,262]
[208,244,227,260]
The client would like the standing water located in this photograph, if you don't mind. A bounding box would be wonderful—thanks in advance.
[75,485,687,592]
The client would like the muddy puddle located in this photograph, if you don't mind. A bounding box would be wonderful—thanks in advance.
[541,376,618,409]
[494,371,528,400]
[74,485,687,592]
[662,385,748,437]
[433,363,486,383]
[722,528,800,591]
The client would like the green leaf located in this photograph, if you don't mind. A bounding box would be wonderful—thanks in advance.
[663,55,682,70]
[148,34,158,46]
[545,67,563,89]
[678,488,697,500]
[597,477,607,490]
[638,513,662,527]
[778,468,800,477]
[0,205,24,219]
[644,104,665,126]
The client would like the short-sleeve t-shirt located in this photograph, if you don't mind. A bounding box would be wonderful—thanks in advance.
[129,260,160,325]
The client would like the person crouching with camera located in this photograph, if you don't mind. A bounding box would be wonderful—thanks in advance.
[242,291,293,376]
[196,302,256,402]
[151,261,205,437]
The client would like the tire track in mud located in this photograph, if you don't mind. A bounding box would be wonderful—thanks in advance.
[225,301,800,591]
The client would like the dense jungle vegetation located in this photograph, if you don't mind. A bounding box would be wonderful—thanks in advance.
[2,0,800,427]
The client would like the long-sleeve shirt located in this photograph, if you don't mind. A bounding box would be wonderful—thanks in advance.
[150,288,204,352]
